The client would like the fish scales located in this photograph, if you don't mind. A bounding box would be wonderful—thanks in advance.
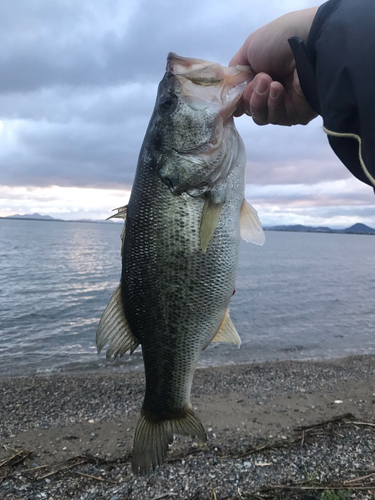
[123,149,242,408]
[97,53,265,474]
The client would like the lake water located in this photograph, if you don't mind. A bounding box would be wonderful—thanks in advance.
[1,218,374,376]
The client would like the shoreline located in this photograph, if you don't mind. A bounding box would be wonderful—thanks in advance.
[1,354,375,499]
[1,348,372,381]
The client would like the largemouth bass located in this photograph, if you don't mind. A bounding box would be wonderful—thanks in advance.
[97,53,265,475]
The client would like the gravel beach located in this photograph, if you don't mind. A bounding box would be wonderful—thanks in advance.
[1,355,375,499]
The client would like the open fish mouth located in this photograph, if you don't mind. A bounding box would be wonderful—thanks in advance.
[167,52,253,119]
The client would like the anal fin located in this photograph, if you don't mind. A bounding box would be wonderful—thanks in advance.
[240,200,265,246]
[96,283,139,359]
[212,308,241,346]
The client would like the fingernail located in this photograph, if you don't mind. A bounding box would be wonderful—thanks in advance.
[256,79,268,94]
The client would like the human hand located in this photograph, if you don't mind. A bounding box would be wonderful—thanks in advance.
[230,7,319,126]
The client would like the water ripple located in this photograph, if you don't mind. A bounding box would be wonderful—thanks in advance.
[1,219,375,376]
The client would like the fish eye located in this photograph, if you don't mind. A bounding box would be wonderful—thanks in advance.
[159,94,177,112]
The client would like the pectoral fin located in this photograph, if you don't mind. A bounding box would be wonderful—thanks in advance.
[212,308,241,347]
[240,200,265,246]
[200,197,223,253]
[96,284,139,359]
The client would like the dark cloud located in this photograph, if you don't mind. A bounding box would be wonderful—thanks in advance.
[0,0,360,199]
[0,119,143,187]
[0,84,157,124]
[0,0,271,93]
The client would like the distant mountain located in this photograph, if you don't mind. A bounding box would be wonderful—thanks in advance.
[6,213,57,221]
[3,214,374,233]
[1,213,117,224]
[266,223,375,234]
[343,223,375,234]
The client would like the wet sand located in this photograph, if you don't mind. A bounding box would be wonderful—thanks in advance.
[1,355,375,499]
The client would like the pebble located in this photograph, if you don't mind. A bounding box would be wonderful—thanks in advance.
[0,355,374,500]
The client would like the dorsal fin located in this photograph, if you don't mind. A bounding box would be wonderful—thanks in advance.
[212,308,241,346]
[96,284,139,359]
[107,205,127,221]
[240,200,265,246]
[106,205,127,256]
[199,197,223,253]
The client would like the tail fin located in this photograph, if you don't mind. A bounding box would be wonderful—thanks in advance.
[132,409,207,475]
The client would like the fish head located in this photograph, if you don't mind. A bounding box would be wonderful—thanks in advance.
[150,53,253,196]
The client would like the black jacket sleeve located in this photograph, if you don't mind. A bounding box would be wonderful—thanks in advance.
[288,0,375,189]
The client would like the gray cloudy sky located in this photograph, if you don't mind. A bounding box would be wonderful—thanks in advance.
[1,0,374,227]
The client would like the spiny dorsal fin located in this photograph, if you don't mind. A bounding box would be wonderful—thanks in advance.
[132,409,206,475]
[240,200,265,246]
[200,197,223,253]
[107,205,127,221]
[212,308,241,346]
[106,205,127,256]
[96,284,139,359]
